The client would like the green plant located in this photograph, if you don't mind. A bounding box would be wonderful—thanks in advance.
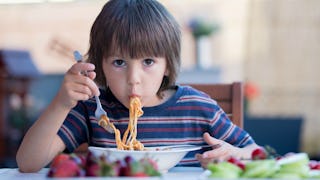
[188,18,220,38]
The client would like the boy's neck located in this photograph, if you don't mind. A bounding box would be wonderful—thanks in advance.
[159,88,176,104]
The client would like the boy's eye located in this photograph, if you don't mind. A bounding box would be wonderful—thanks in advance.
[143,58,154,66]
[113,59,126,67]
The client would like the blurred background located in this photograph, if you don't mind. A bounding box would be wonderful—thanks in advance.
[1,0,320,167]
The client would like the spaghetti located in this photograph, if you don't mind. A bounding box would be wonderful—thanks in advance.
[98,96,144,150]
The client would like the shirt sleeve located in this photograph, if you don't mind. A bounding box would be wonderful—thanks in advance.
[209,105,255,148]
[57,101,90,152]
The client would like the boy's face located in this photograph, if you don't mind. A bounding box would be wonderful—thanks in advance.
[102,56,168,108]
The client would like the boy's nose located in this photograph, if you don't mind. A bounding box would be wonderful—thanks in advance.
[127,66,141,86]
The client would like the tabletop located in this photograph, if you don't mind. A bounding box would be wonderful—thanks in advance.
[0,167,209,180]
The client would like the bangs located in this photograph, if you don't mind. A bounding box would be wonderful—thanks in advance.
[104,1,175,59]
[109,25,167,59]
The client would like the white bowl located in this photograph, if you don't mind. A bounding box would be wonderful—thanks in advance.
[88,145,201,172]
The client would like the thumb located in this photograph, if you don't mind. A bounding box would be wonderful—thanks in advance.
[203,132,223,145]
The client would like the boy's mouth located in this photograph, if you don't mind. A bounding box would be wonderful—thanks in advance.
[129,94,141,98]
[128,94,142,106]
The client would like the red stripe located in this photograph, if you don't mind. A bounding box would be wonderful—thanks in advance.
[213,114,226,135]
[66,117,82,135]
[138,127,203,132]
[95,139,115,144]
[240,136,250,145]
[144,118,210,123]
[115,118,210,124]
[220,125,234,140]
[230,129,242,144]
[211,110,222,126]
[180,159,198,163]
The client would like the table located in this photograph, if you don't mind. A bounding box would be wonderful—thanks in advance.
[0,167,208,179]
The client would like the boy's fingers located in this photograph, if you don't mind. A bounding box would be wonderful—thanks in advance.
[69,62,95,75]
[203,132,222,145]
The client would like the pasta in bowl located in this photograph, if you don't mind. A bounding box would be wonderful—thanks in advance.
[94,96,201,172]
[88,145,201,172]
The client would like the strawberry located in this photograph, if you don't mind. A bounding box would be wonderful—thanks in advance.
[251,147,267,160]
[50,153,70,169]
[49,159,80,177]
[47,153,161,177]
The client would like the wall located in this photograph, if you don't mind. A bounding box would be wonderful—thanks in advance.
[245,0,320,156]
[0,0,249,82]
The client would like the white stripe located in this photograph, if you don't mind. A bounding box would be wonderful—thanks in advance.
[99,116,212,126]
[177,95,217,105]
[209,108,223,126]
[220,124,235,140]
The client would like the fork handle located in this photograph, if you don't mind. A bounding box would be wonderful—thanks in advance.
[73,50,89,76]
[95,96,103,109]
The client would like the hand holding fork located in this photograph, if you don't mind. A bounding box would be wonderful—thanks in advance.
[73,50,114,133]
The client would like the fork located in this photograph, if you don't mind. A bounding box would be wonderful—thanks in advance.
[73,50,114,133]
[94,95,114,133]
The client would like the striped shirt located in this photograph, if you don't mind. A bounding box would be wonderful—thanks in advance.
[58,85,255,167]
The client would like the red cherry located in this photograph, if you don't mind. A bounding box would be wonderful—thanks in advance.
[309,160,320,170]
[85,163,100,177]
[251,148,267,160]
[124,156,133,165]
[119,165,131,176]
[313,163,320,170]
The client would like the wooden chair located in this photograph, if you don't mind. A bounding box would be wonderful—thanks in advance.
[187,82,244,128]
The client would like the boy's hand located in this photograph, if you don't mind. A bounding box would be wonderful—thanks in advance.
[195,132,240,168]
[56,62,100,109]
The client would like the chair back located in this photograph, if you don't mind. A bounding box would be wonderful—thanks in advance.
[187,82,243,128]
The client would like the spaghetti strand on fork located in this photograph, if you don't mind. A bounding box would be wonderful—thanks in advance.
[98,96,144,150]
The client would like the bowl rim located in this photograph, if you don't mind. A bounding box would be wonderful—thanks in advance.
[88,145,201,154]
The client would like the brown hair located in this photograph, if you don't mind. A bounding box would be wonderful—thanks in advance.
[87,0,181,96]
